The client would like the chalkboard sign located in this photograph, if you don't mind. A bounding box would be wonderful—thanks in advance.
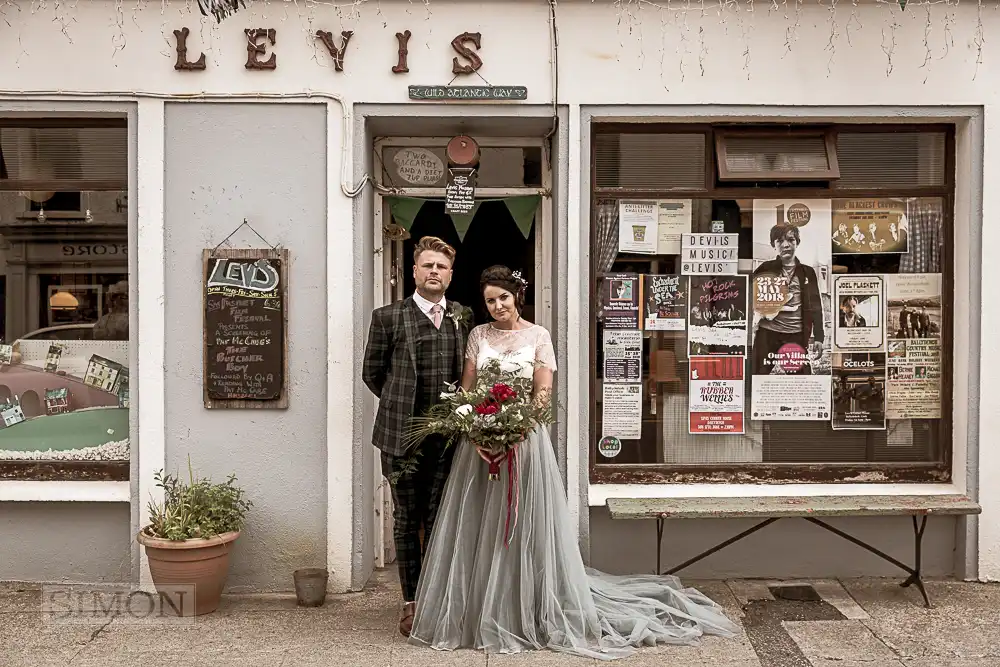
[445,168,476,215]
[203,248,288,409]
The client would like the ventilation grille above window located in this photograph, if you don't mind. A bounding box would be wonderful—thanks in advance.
[836,132,946,189]
[595,133,706,190]
[0,123,127,191]
[715,129,839,181]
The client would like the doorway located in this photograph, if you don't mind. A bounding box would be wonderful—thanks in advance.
[402,201,536,326]
[372,135,552,569]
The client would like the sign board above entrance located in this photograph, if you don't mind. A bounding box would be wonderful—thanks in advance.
[408,86,528,101]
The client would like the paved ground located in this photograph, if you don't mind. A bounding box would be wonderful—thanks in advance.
[2,567,999,667]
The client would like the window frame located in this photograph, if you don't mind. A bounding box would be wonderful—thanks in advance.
[715,126,840,181]
[588,121,956,485]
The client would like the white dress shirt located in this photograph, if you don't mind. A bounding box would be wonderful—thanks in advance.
[412,291,447,323]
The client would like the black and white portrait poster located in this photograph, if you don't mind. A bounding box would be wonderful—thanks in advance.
[832,199,908,255]
[642,275,687,331]
[832,352,887,430]
[833,275,885,352]
[687,276,748,357]
[601,273,641,329]
[749,200,832,420]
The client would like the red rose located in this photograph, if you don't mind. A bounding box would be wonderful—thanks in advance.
[475,400,500,416]
[490,383,518,402]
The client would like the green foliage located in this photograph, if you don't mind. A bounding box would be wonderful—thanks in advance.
[143,456,252,541]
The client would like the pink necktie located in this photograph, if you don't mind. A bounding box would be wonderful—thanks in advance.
[431,304,443,329]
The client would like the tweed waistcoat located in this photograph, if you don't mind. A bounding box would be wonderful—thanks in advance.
[412,303,459,413]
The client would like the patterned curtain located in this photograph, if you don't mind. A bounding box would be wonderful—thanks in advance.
[900,198,943,273]
[593,199,620,317]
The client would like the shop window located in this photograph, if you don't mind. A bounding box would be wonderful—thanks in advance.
[590,123,953,484]
[0,116,130,481]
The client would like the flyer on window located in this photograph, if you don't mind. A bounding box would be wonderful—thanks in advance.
[601,273,641,329]
[656,200,693,255]
[886,273,942,419]
[833,275,885,352]
[603,329,642,383]
[689,356,745,435]
[687,276,748,356]
[749,199,832,420]
[602,383,643,440]
[618,201,658,254]
[832,199,908,255]
[832,352,887,430]
[642,275,687,331]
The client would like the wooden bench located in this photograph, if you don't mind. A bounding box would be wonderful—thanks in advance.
[606,494,981,608]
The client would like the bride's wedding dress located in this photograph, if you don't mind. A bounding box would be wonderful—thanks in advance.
[408,323,739,660]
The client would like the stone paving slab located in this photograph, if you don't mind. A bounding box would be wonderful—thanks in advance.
[4,574,1000,667]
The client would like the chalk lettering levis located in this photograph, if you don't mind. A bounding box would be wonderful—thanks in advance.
[207,259,280,292]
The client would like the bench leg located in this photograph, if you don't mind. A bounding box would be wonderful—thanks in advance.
[899,515,930,608]
[656,517,665,575]
[804,515,931,608]
[662,518,779,576]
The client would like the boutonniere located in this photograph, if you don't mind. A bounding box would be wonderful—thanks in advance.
[447,305,473,331]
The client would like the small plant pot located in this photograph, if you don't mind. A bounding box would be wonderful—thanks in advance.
[137,530,240,616]
[293,568,328,607]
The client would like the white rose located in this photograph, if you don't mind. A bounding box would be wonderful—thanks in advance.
[455,404,474,417]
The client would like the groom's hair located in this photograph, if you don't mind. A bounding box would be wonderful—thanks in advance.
[413,236,456,266]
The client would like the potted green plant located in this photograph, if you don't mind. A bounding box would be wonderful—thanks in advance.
[137,457,252,616]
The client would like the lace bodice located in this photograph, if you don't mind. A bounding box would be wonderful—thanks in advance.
[465,324,557,378]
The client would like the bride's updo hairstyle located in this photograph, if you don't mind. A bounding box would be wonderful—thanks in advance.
[480,265,526,313]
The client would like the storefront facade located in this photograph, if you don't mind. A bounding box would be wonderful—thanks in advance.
[0,0,992,592]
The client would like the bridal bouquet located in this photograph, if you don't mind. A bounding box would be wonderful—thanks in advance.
[399,357,554,546]
[403,357,553,478]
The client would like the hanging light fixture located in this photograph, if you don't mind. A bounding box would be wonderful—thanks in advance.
[49,291,79,311]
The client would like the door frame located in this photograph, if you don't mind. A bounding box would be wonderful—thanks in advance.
[371,135,554,567]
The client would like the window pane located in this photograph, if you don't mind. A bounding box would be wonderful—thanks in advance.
[594,133,707,190]
[592,196,947,467]
[0,117,130,477]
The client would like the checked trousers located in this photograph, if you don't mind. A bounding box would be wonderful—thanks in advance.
[380,435,456,602]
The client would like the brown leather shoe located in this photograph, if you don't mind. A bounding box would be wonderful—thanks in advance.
[398,602,416,637]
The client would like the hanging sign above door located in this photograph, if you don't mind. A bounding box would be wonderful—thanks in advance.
[445,168,476,215]
[409,85,528,101]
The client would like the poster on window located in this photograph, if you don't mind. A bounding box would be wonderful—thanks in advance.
[601,273,641,329]
[603,329,642,383]
[642,275,687,331]
[618,201,658,254]
[832,199,908,255]
[656,200,693,254]
[687,276,748,356]
[689,356,745,435]
[832,353,887,430]
[886,273,942,419]
[602,382,643,440]
[833,275,885,352]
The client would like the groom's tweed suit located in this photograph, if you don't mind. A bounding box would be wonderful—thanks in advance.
[363,296,469,601]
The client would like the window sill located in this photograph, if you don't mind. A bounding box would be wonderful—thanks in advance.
[588,482,966,507]
[0,480,129,502]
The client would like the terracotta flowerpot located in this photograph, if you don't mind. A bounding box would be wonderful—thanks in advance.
[136,530,240,616]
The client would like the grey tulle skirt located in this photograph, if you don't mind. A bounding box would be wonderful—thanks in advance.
[408,427,740,660]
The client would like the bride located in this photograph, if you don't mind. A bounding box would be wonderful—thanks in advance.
[408,265,739,660]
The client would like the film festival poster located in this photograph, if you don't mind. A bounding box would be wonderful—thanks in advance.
[689,356,745,435]
[749,199,833,421]
[886,273,942,419]
[832,199,908,255]
[601,273,641,329]
[687,276,749,357]
[833,275,886,353]
[832,352,887,430]
[642,275,687,331]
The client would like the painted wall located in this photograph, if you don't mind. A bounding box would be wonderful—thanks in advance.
[163,102,328,592]
[0,503,131,583]
[0,0,993,585]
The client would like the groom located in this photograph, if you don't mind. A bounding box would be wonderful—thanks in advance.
[362,235,472,638]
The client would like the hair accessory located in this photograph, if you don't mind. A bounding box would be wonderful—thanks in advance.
[511,270,529,290]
